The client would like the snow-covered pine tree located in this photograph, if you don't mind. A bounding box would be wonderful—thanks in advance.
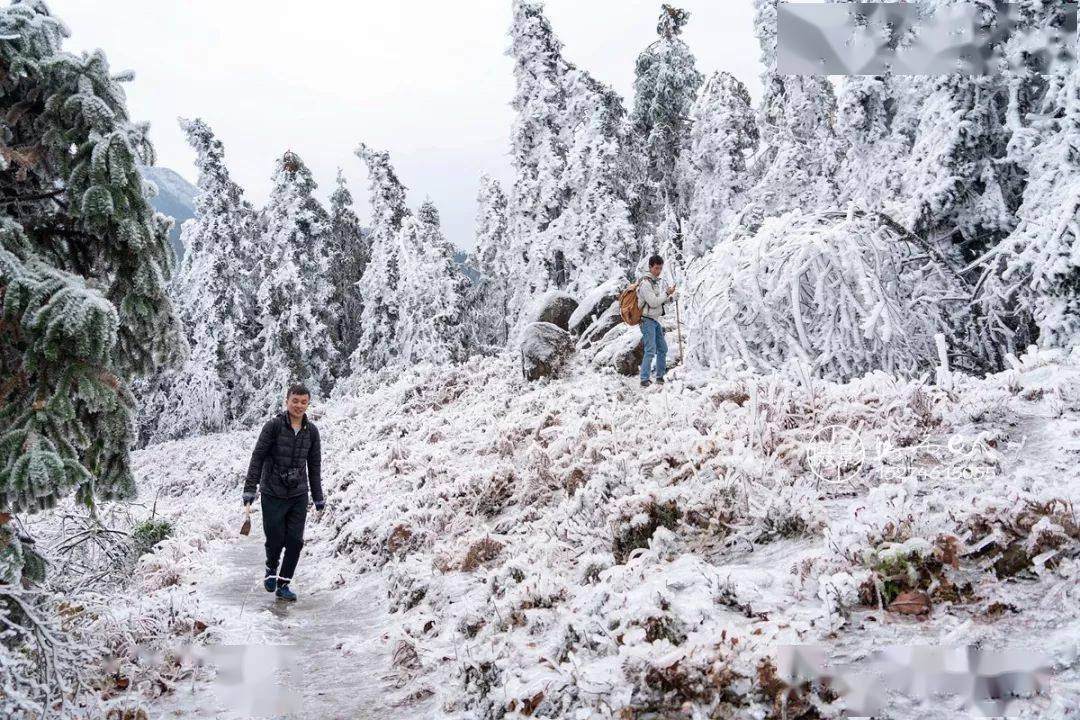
[472,174,511,347]
[136,118,258,444]
[541,70,637,293]
[978,67,1080,352]
[248,152,337,418]
[504,0,576,329]
[681,71,758,259]
[396,201,470,365]
[326,168,370,375]
[747,73,843,224]
[0,1,183,511]
[901,74,1016,264]
[350,143,412,375]
[897,1,1022,266]
[629,4,703,246]
[745,0,843,226]
[834,76,911,213]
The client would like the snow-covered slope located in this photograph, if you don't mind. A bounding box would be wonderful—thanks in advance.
[131,348,1080,718]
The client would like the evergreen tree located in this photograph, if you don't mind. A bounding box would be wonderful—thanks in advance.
[0,1,183,511]
[136,118,258,444]
[834,76,908,212]
[980,68,1080,352]
[894,2,1021,264]
[682,71,758,258]
[900,74,1015,264]
[746,0,842,225]
[747,74,842,224]
[472,174,511,347]
[543,71,637,292]
[350,143,411,374]
[248,152,336,418]
[396,201,470,365]
[629,4,703,245]
[326,168,370,375]
[504,0,575,328]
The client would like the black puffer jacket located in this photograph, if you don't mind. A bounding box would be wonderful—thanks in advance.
[243,412,324,501]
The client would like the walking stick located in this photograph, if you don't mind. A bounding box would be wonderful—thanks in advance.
[675,296,684,368]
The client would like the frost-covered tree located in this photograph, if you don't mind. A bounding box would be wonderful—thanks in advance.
[752,0,783,115]
[979,69,1080,351]
[326,168,370,374]
[540,72,637,293]
[747,74,843,225]
[472,175,511,347]
[396,201,470,365]
[0,1,183,512]
[746,0,842,225]
[685,208,987,379]
[901,74,1016,264]
[504,0,575,326]
[350,143,411,374]
[136,118,257,444]
[248,153,337,418]
[893,1,1022,264]
[682,71,758,258]
[834,76,911,213]
[629,4,703,242]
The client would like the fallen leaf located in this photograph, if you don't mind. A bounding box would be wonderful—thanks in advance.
[522,691,544,716]
[888,591,931,616]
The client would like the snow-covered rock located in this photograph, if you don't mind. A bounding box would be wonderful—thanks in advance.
[526,291,579,332]
[576,301,623,351]
[589,315,683,376]
[567,279,623,336]
[519,321,575,380]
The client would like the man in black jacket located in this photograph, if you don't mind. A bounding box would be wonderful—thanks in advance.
[243,384,325,601]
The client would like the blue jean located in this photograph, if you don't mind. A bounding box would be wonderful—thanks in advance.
[639,318,667,381]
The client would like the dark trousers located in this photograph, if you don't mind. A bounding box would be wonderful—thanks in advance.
[261,493,308,584]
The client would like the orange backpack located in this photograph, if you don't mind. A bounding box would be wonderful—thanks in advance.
[619,283,642,326]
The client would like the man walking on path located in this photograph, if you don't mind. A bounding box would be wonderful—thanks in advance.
[637,254,677,388]
[243,384,325,601]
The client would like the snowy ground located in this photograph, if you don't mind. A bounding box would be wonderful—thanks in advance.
[118,346,1080,718]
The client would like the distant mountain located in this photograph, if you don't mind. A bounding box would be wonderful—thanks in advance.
[140,165,196,261]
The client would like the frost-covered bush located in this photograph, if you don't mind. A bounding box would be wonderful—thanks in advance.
[746,480,824,543]
[685,206,989,380]
[131,519,173,557]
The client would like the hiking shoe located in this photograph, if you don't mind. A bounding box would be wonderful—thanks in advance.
[275,583,297,602]
[263,567,277,593]
[656,377,665,385]
[640,380,651,388]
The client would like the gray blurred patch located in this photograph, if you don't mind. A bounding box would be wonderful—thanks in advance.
[776,644,1055,716]
[202,644,303,716]
[777,1,1076,75]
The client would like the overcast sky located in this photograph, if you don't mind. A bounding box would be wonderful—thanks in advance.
[48,0,763,252]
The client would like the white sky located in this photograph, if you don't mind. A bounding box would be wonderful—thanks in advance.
[47,0,762,252]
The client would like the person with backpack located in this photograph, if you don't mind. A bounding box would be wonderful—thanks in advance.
[242,383,325,602]
[636,254,677,388]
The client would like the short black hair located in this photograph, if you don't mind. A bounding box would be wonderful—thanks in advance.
[648,254,664,268]
[287,383,310,398]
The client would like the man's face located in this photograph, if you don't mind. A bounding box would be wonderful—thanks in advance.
[286,392,310,420]
[650,263,663,278]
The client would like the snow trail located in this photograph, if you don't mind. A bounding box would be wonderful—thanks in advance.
[149,527,431,719]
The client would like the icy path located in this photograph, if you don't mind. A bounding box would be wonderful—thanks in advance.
[148,532,433,719]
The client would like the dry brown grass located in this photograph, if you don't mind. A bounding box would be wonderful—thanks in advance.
[461,536,503,572]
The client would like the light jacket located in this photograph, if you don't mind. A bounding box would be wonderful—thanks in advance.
[637,275,673,320]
